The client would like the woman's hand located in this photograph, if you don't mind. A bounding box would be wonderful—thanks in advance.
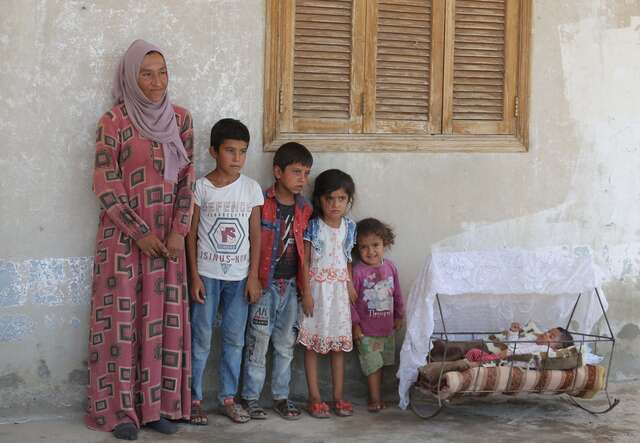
[246,275,262,304]
[166,231,185,260]
[136,234,169,257]
[302,292,314,317]
[191,276,206,304]
[393,317,405,331]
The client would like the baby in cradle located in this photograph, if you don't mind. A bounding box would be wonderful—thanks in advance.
[464,322,576,364]
[422,322,577,384]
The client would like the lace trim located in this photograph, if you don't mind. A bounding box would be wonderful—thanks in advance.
[297,329,353,354]
[309,267,349,283]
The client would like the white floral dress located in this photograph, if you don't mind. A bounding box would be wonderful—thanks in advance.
[298,218,354,353]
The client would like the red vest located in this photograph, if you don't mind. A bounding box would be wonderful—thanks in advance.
[258,185,313,290]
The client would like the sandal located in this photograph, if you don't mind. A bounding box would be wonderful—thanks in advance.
[220,398,250,424]
[307,401,331,419]
[241,399,267,420]
[273,399,301,420]
[190,402,208,425]
[333,399,353,417]
[367,401,385,413]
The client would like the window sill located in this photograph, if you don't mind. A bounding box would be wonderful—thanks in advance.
[264,134,528,153]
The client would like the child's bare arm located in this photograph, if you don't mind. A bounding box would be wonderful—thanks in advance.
[246,205,262,304]
[301,240,314,316]
[352,324,364,341]
[346,262,357,304]
[186,205,205,304]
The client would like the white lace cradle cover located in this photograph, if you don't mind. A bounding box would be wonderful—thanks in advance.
[397,246,608,408]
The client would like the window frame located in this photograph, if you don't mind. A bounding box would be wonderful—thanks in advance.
[263,0,532,153]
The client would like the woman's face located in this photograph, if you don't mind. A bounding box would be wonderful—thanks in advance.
[137,52,167,102]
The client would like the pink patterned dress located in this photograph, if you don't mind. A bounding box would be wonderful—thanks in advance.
[85,103,194,431]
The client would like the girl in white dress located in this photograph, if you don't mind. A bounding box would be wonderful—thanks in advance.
[298,169,357,418]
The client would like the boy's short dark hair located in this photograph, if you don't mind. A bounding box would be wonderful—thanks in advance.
[555,327,575,348]
[210,118,250,151]
[273,142,313,170]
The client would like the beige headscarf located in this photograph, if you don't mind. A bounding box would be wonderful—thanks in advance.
[112,39,189,183]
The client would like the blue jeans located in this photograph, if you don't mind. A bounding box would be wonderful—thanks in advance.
[241,278,299,401]
[191,275,248,403]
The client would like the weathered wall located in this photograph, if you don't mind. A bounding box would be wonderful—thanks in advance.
[1,0,638,414]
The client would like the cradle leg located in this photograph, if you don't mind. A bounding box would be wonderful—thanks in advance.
[409,385,446,419]
[565,394,620,415]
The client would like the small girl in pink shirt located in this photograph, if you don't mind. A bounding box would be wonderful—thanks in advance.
[351,218,405,412]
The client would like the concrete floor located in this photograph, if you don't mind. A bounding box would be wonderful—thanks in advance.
[0,382,638,443]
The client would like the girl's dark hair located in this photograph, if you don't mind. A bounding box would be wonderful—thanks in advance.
[312,169,355,218]
[356,218,395,247]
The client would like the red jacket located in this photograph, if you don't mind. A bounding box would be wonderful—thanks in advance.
[258,185,313,290]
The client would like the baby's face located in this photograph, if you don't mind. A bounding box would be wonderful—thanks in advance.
[535,328,562,349]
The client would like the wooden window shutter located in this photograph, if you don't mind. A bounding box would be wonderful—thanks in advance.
[364,0,444,134]
[279,0,365,134]
[442,0,520,135]
[264,0,531,151]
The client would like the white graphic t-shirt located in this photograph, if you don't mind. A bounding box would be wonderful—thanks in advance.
[194,174,264,281]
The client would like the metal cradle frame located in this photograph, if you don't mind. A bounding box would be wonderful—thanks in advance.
[410,288,620,419]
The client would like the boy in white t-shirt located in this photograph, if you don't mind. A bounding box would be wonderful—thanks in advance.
[187,119,263,425]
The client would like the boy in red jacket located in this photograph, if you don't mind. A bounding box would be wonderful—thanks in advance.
[241,142,313,420]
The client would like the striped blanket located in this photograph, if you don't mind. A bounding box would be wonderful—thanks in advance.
[417,364,605,400]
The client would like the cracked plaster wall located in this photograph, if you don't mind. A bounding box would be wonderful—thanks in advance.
[0,0,638,413]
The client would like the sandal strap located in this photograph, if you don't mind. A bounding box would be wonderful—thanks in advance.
[190,403,208,424]
[232,404,248,414]
[245,399,265,414]
[335,400,353,411]
[309,401,329,413]
[276,399,300,413]
[226,403,249,419]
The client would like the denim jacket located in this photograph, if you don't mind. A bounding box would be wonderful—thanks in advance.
[258,185,313,290]
[303,217,357,262]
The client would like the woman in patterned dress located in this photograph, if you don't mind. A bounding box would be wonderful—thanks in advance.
[85,40,194,440]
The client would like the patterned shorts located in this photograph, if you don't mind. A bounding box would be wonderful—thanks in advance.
[356,335,395,376]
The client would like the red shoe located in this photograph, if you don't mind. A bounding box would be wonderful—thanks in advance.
[333,399,353,417]
[307,401,330,419]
